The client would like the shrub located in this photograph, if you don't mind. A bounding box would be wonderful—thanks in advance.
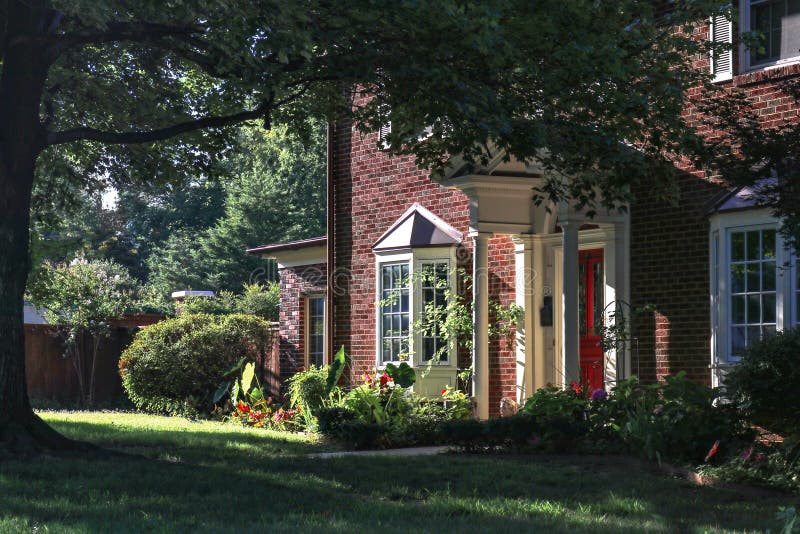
[119,313,272,416]
[725,328,800,439]
[286,365,328,417]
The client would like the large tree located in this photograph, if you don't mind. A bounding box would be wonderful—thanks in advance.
[0,0,753,453]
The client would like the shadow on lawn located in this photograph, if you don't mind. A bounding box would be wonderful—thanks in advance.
[0,419,793,532]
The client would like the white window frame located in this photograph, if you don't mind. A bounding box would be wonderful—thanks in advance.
[374,247,458,370]
[710,209,795,373]
[304,294,326,368]
[739,0,800,73]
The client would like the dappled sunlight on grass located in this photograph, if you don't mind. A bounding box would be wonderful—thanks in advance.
[0,412,791,532]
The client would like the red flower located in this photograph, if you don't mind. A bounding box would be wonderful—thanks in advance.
[238,401,250,413]
[570,381,581,395]
[704,440,720,462]
[441,389,448,396]
[380,372,390,386]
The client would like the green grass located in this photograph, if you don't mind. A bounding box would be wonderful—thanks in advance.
[0,411,794,533]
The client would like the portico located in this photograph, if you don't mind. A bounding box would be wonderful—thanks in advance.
[443,159,630,418]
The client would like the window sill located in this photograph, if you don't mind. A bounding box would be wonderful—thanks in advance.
[724,61,800,87]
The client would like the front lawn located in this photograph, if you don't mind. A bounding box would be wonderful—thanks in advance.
[0,411,793,532]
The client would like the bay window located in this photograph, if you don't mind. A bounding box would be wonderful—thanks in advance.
[710,210,796,377]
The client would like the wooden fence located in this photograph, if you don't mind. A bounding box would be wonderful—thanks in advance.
[24,317,280,406]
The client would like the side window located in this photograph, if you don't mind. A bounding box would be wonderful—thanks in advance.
[420,261,449,362]
[729,229,777,357]
[306,296,325,367]
[379,263,410,364]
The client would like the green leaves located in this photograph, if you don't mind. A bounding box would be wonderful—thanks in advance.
[384,362,416,389]
[326,345,347,395]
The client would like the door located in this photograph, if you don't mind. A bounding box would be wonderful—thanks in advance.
[579,249,605,390]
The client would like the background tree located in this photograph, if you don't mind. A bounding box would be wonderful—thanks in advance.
[0,0,765,453]
[27,258,138,407]
[146,122,326,293]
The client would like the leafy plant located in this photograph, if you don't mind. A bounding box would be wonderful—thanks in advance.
[384,362,416,388]
[119,313,272,416]
[725,328,800,440]
[326,345,347,395]
[287,365,328,420]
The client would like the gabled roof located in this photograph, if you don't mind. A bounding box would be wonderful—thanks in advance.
[708,178,775,214]
[372,203,463,252]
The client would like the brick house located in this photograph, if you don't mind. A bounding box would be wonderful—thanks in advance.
[249,2,800,418]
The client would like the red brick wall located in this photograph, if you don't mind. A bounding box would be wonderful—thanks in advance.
[278,262,327,382]
[630,39,800,383]
[331,100,518,415]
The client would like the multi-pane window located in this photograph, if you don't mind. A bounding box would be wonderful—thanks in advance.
[749,0,800,66]
[380,263,410,363]
[306,296,325,367]
[729,229,777,356]
[420,262,449,362]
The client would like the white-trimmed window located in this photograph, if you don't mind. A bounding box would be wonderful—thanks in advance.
[375,251,456,368]
[740,0,800,71]
[710,210,796,368]
[379,262,410,363]
[305,295,325,368]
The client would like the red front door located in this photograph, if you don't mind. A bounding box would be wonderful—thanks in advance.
[579,249,604,391]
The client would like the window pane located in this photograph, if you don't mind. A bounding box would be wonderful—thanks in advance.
[747,325,761,344]
[593,262,604,333]
[763,261,776,291]
[746,264,760,292]
[762,231,776,259]
[732,232,745,261]
[747,231,761,260]
[731,326,746,355]
[731,264,745,293]
[763,293,777,323]
[732,295,746,323]
[747,293,762,323]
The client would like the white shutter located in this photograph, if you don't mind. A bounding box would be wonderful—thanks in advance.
[710,9,733,82]
[379,121,391,149]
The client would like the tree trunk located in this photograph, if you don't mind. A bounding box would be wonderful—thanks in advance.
[0,1,86,455]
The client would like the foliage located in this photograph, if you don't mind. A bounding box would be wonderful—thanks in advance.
[725,328,800,440]
[387,266,522,383]
[384,362,416,389]
[317,368,472,449]
[326,345,347,395]
[27,257,139,405]
[699,441,800,494]
[287,366,328,418]
[224,362,301,431]
[598,374,751,464]
[177,283,279,321]
[119,313,272,416]
[27,257,138,333]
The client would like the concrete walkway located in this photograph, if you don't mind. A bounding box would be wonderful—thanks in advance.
[309,445,451,458]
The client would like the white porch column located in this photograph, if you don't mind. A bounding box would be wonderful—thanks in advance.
[471,231,491,419]
[513,235,535,402]
[614,220,631,381]
[561,221,580,385]
[532,236,546,390]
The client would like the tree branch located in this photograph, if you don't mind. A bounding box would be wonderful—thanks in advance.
[46,101,272,146]
[47,21,202,59]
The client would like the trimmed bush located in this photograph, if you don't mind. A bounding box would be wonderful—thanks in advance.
[726,328,800,439]
[119,313,272,416]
